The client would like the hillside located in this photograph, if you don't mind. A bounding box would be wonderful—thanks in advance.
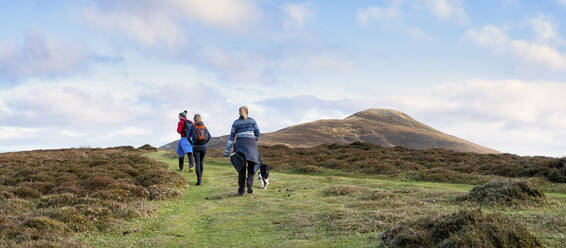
[83,151,566,247]
[161,109,498,154]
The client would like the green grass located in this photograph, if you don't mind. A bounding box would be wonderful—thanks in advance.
[82,151,566,248]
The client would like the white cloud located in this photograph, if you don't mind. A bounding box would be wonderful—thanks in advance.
[466,24,566,70]
[82,0,259,49]
[83,6,185,49]
[0,32,87,80]
[0,126,39,140]
[357,5,402,24]
[172,0,258,29]
[357,2,433,40]
[387,80,566,156]
[103,127,152,139]
[424,0,468,24]
[529,15,565,46]
[281,2,313,29]
[558,0,566,7]
[60,130,86,137]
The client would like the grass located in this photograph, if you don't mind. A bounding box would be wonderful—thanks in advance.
[0,147,185,247]
[82,151,566,247]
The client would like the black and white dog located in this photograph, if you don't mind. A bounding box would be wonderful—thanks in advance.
[258,163,270,190]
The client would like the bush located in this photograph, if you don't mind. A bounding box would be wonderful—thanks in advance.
[252,143,566,184]
[0,147,186,246]
[138,144,157,151]
[380,209,544,248]
[459,179,547,207]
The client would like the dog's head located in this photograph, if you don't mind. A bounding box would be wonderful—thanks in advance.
[260,164,270,179]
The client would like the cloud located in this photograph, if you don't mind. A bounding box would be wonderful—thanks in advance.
[81,0,259,49]
[1,83,134,127]
[357,5,402,24]
[103,127,152,139]
[424,0,468,24]
[60,130,87,137]
[466,23,566,70]
[0,32,88,82]
[357,1,433,40]
[173,0,258,29]
[257,95,361,128]
[0,126,39,140]
[529,15,565,46]
[83,5,186,49]
[558,0,566,7]
[387,80,566,156]
[281,2,313,29]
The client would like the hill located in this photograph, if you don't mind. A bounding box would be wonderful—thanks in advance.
[83,151,566,247]
[161,108,498,154]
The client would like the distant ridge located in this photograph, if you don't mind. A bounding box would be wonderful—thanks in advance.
[160,108,499,154]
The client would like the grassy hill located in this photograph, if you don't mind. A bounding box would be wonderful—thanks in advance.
[161,109,498,154]
[0,147,185,247]
[1,146,564,247]
[81,151,565,247]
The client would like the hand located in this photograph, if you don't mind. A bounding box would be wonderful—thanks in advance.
[223,152,229,157]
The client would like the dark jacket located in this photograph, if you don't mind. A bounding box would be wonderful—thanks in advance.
[188,121,211,146]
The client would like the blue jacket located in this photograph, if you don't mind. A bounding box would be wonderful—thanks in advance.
[224,117,260,154]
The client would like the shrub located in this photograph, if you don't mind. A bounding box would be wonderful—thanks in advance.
[459,179,547,207]
[0,147,186,246]
[12,186,42,199]
[42,207,95,232]
[379,209,544,248]
[138,144,157,151]
[251,143,566,184]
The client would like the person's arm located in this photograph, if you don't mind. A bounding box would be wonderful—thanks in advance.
[205,127,211,144]
[253,119,261,140]
[177,121,183,135]
[224,122,237,156]
[187,125,194,145]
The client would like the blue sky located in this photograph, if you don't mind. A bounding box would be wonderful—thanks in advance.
[0,0,565,156]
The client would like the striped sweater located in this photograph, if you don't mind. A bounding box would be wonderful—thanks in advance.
[224,117,261,154]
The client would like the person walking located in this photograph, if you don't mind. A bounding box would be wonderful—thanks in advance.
[224,106,261,195]
[188,114,211,186]
[176,110,194,172]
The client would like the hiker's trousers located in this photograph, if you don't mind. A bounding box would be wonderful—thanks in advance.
[193,146,206,181]
[179,152,194,170]
[238,161,255,191]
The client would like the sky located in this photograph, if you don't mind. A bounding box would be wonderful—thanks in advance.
[0,0,565,157]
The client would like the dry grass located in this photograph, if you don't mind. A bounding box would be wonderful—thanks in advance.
[379,208,545,248]
[0,146,185,247]
[252,142,566,184]
[458,179,548,207]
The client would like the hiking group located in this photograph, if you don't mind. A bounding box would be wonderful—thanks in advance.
[177,111,211,186]
[177,106,267,196]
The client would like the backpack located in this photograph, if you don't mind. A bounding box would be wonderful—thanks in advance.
[182,119,193,137]
[192,122,209,145]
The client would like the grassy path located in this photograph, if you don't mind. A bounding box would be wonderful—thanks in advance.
[83,151,566,247]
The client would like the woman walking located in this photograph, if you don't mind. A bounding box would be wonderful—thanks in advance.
[176,110,194,172]
[224,106,261,195]
[188,114,211,186]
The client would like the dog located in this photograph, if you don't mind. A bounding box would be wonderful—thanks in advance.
[258,163,270,190]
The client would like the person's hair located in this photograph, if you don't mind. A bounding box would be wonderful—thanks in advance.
[193,114,201,123]
[239,106,248,120]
